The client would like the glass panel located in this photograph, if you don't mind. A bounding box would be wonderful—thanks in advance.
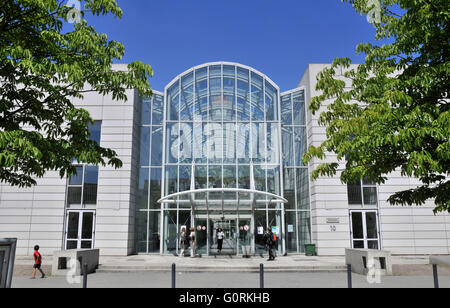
[251,72,264,121]
[266,123,280,164]
[194,217,208,255]
[167,81,179,121]
[149,168,162,209]
[348,181,362,205]
[141,98,151,125]
[296,168,310,210]
[223,94,235,121]
[207,123,223,164]
[137,168,149,210]
[135,211,147,253]
[253,165,266,192]
[81,241,92,249]
[254,210,267,254]
[181,72,194,121]
[208,165,222,200]
[148,211,161,253]
[179,123,193,164]
[223,65,235,78]
[285,211,297,253]
[67,212,80,239]
[209,76,222,121]
[237,67,250,121]
[88,121,102,145]
[163,211,177,254]
[151,126,163,166]
[252,122,266,163]
[66,240,78,250]
[292,90,306,125]
[365,212,378,239]
[139,126,150,166]
[294,127,307,166]
[268,210,282,252]
[351,212,364,239]
[281,94,292,125]
[165,166,178,196]
[353,240,365,248]
[81,212,94,239]
[195,67,208,121]
[69,166,83,185]
[165,123,179,164]
[83,165,98,205]
[193,123,207,163]
[282,126,294,166]
[152,95,164,125]
[223,165,236,188]
[209,65,221,77]
[237,123,250,163]
[363,187,378,205]
[178,165,191,201]
[283,168,295,209]
[367,240,379,249]
[298,211,311,253]
[267,165,280,195]
[67,187,82,205]
[223,123,236,164]
[195,165,207,200]
[265,81,278,121]
[238,165,250,200]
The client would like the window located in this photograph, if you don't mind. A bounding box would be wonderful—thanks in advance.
[67,165,99,207]
[67,121,101,207]
[347,179,378,207]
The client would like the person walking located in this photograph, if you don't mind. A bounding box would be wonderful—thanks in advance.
[189,227,196,258]
[180,227,187,257]
[31,245,46,279]
[217,228,225,254]
[264,228,276,261]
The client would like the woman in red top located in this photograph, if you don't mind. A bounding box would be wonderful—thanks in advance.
[32,245,46,279]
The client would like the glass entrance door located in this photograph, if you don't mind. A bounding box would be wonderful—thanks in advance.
[350,210,380,249]
[65,210,96,250]
[209,219,237,255]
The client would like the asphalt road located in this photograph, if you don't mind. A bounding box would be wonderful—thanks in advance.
[11,271,450,288]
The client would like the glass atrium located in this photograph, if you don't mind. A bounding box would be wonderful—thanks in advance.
[136,62,311,255]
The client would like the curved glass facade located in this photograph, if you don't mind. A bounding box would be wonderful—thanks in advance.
[136,62,310,255]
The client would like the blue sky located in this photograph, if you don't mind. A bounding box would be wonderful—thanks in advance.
[86,0,381,92]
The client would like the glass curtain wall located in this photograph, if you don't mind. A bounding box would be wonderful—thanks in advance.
[162,63,282,255]
[281,89,311,253]
[136,93,164,253]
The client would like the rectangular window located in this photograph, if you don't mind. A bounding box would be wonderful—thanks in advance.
[67,165,99,207]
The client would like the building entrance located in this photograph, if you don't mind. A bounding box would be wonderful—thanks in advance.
[210,219,237,255]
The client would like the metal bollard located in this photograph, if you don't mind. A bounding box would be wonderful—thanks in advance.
[83,264,88,289]
[172,263,176,289]
[260,263,264,289]
[433,264,439,289]
[347,264,352,289]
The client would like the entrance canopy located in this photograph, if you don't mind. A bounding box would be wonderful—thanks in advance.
[158,188,287,212]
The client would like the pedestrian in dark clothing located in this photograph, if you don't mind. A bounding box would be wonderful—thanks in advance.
[264,228,276,261]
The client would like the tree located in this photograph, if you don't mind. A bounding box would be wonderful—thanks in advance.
[302,0,449,213]
[0,0,153,187]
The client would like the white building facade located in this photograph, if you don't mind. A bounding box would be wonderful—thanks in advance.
[0,62,448,257]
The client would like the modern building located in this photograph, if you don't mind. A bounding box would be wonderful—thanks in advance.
[0,62,449,257]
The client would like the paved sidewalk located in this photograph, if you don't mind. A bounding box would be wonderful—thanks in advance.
[13,254,447,276]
